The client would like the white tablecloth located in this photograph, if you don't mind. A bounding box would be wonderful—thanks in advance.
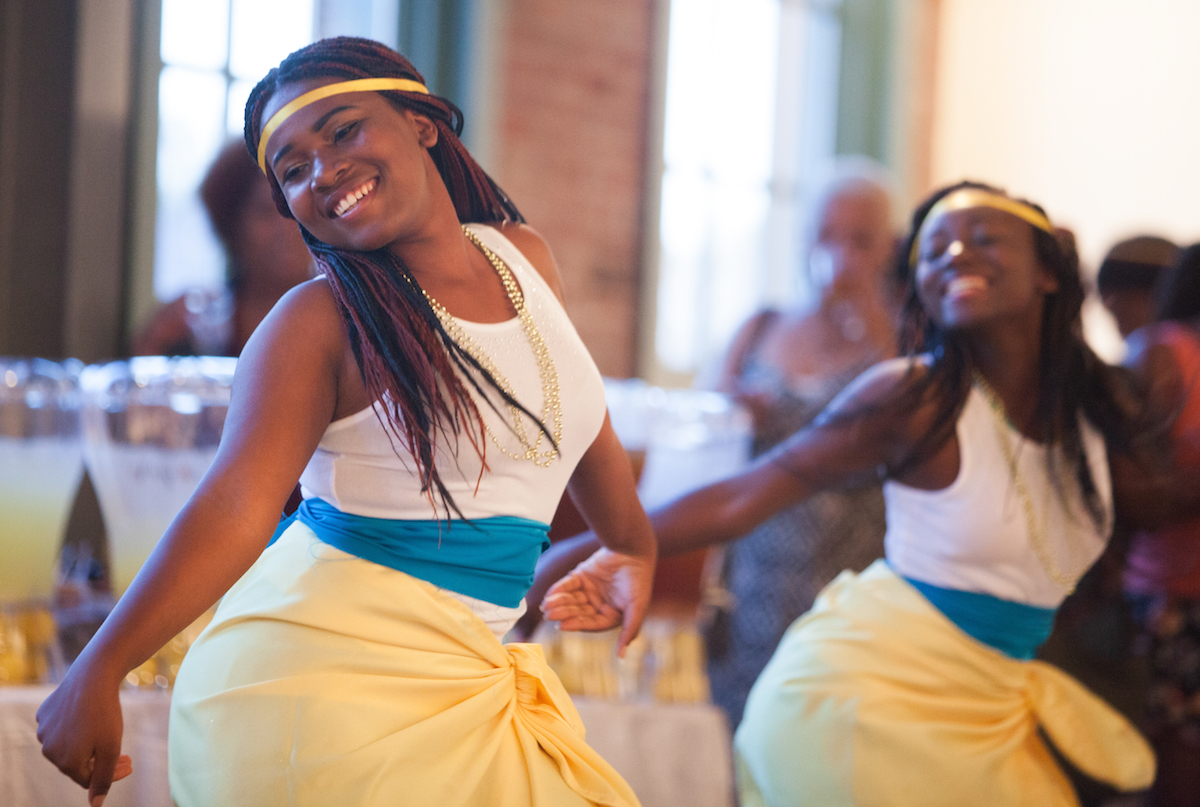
[1,686,172,807]
[1,687,733,807]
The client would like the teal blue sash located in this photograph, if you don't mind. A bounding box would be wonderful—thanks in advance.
[903,575,1057,660]
[271,498,550,608]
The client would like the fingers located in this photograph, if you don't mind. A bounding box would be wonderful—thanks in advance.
[542,593,608,623]
[543,573,585,599]
[87,744,122,807]
[543,578,622,631]
[616,593,648,658]
[39,743,90,788]
[114,755,134,782]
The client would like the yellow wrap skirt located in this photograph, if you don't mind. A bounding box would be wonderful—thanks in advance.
[735,561,1154,807]
[169,521,640,807]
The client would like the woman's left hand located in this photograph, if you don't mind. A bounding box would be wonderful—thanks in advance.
[541,547,655,656]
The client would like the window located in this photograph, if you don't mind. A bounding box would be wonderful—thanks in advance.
[649,0,844,382]
[153,0,318,301]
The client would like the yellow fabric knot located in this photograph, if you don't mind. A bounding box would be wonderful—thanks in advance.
[736,561,1155,807]
[506,642,587,737]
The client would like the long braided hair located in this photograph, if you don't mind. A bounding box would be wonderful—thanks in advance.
[245,37,545,519]
[890,181,1150,530]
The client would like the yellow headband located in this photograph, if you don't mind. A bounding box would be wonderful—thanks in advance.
[257,77,430,173]
[910,188,1055,265]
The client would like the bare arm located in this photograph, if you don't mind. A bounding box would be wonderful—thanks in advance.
[1112,330,1200,529]
[1110,451,1200,530]
[496,222,658,649]
[550,417,657,651]
[38,278,347,802]
[539,359,922,626]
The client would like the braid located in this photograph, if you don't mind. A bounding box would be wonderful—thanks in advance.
[245,37,540,519]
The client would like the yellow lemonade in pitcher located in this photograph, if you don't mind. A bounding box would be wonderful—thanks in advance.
[0,437,83,601]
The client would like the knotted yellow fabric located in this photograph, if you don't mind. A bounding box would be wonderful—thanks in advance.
[735,561,1154,807]
[169,521,640,807]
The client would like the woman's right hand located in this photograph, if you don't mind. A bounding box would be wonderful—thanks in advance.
[541,547,655,657]
[36,659,133,807]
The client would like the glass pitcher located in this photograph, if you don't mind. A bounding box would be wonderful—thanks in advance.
[0,358,84,684]
[80,356,236,686]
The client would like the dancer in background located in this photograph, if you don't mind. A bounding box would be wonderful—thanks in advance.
[133,140,314,357]
[1096,235,1179,342]
[1122,242,1200,807]
[38,37,653,807]
[698,157,898,728]
[542,182,1200,805]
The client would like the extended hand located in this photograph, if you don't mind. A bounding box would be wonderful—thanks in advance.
[541,547,655,656]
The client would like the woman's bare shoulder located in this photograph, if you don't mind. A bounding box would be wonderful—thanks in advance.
[246,275,345,356]
[488,222,566,300]
[831,354,933,410]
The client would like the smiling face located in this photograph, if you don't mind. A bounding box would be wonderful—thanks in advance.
[914,205,1058,331]
[260,77,445,253]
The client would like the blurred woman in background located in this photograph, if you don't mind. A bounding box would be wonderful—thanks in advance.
[699,157,899,728]
[133,140,314,357]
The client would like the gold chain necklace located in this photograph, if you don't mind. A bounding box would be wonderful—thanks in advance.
[420,226,562,467]
[972,372,1084,591]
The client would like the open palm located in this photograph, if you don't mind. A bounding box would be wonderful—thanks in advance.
[541,547,655,655]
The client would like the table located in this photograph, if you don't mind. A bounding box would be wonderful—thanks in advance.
[1,687,734,807]
[575,698,735,807]
[1,686,171,807]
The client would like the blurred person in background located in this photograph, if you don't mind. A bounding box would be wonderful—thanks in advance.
[133,140,314,357]
[1097,235,1179,341]
[696,156,900,729]
[1121,242,1200,807]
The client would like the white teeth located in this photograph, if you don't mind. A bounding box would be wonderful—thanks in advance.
[946,276,986,296]
[333,181,375,217]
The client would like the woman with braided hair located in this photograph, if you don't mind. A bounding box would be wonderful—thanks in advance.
[37,37,653,807]
[540,181,1200,805]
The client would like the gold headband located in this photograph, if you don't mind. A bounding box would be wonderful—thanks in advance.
[910,188,1055,265]
[257,77,430,173]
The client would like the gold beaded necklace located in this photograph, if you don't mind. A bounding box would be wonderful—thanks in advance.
[972,372,1086,592]
[420,226,562,467]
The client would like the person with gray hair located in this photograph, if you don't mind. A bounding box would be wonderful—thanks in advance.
[699,155,901,728]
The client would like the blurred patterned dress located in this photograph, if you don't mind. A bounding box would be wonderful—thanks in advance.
[704,346,887,729]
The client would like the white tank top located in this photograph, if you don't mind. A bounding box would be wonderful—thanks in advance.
[299,224,608,526]
[297,225,608,638]
[884,382,1113,608]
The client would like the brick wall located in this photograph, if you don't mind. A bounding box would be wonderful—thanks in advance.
[492,0,657,378]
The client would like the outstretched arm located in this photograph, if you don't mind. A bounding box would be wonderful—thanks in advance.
[539,359,919,632]
[37,279,346,805]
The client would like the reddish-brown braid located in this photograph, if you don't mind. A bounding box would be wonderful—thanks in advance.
[244,37,544,519]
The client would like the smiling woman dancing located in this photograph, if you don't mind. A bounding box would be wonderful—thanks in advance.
[541,181,1200,806]
[36,37,654,807]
